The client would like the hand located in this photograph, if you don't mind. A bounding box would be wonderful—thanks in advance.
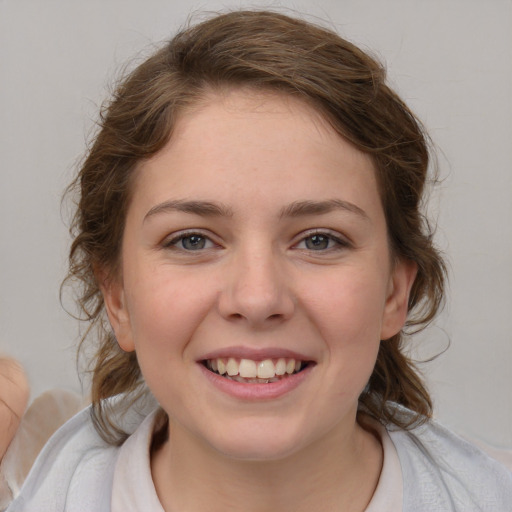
[0,358,30,461]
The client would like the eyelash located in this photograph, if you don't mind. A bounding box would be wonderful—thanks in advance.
[163,231,217,252]
[163,229,350,253]
[293,230,350,252]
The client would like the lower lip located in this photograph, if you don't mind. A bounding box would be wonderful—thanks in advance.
[198,363,313,400]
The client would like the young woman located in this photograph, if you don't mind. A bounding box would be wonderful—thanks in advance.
[7,10,512,512]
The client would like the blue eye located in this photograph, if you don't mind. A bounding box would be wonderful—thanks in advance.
[181,235,207,250]
[167,233,215,251]
[304,234,331,250]
[296,232,347,251]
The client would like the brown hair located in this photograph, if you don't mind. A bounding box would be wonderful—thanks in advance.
[65,10,446,444]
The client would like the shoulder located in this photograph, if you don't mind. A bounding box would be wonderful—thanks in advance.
[388,413,512,511]
[7,397,156,512]
[6,406,117,512]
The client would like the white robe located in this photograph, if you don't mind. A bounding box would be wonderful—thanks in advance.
[6,400,512,512]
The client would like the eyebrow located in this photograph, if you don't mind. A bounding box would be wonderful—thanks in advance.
[143,198,368,222]
[144,200,234,222]
[279,199,369,220]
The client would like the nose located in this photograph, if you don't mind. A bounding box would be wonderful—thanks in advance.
[217,245,295,327]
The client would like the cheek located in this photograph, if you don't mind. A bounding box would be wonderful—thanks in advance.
[304,267,389,344]
[301,267,387,393]
[123,270,218,409]
[125,268,218,355]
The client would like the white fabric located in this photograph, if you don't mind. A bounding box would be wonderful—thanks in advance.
[0,389,85,509]
[111,411,164,512]
[6,402,512,511]
[366,423,403,512]
[389,419,512,511]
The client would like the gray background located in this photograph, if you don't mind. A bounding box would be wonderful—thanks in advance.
[1,0,511,447]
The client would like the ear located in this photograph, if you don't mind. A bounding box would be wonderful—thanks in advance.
[380,259,418,341]
[97,268,135,353]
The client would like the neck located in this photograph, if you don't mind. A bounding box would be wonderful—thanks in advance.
[151,414,383,512]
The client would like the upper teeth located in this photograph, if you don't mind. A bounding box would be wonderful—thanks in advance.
[207,358,302,379]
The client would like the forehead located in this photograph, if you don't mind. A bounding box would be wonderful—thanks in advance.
[130,89,380,217]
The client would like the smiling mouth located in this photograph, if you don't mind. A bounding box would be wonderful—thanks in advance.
[202,357,311,384]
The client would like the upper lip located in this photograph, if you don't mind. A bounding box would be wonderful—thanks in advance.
[199,346,314,362]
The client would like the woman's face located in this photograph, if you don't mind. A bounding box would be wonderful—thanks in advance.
[103,90,415,460]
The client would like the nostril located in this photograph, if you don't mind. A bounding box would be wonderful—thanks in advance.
[228,312,285,322]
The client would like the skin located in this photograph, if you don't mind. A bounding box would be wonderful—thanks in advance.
[0,357,29,461]
[102,89,417,511]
